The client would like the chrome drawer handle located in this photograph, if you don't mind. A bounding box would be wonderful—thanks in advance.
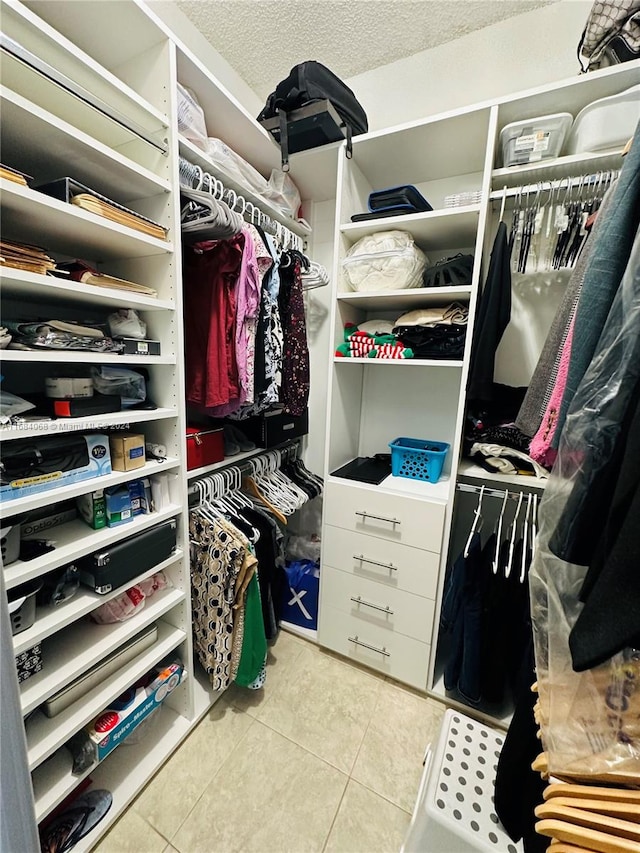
[348,635,390,657]
[350,595,394,615]
[354,511,401,526]
[353,554,398,572]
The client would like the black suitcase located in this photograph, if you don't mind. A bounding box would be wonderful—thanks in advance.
[75,518,177,594]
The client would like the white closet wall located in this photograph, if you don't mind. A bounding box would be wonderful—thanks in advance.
[346,2,593,130]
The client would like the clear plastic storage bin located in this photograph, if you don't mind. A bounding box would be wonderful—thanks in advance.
[499,112,573,167]
[566,84,640,154]
[341,230,428,292]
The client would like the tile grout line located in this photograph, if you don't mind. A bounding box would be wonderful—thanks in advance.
[320,774,350,853]
[347,678,385,776]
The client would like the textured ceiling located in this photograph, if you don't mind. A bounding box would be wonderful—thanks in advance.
[176,0,554,99]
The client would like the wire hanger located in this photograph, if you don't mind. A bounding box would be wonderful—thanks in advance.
[464,485,485,558]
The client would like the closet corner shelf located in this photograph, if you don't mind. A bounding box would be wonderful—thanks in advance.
[0,268,175,313]
[4,503,182,591]
[178,136,312,238]
[336,286,473,311]
[457,460,548,490]
[490,148,625,192]
[0,457,181,518]
[0,179,174,261]
[0,407,178,443]
[340,205,480,251]
[334,357,464,368]
[327,472,451,504]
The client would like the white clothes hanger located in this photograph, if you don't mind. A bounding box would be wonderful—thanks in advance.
[505,491,524,579]
[499,184,508,223]
[531,494,539,562]
[464,485,485,558]
[493,489,509,575]
[520,493,533,584]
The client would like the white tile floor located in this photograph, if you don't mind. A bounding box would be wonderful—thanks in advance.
[94,631,445,853]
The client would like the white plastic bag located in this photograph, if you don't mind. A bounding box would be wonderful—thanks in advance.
[205,138,269,196]
[107,309,147,340]
[342,231,429,292]
[265,170,301,218]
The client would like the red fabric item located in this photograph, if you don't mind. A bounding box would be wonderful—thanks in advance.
[184,236,244,408]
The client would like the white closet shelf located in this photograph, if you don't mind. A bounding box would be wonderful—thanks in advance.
[0,269,174,313]
[457,460,548,490]
[334,357,464,368]
[326,473,451,504]
[26,620,186,772]
[491,148,625,192]
[336,286,473,311]
[0,407,178,443]
[31,630,188,824]
[0,180,173,261]
[187,446,278,481]
[340,206,480,251]
[4,504,182,591]
[179,136,311,238]
[2,0,169,133]
[0,457,180,518]
[286,142,343,202]
[20,587,185,717]
[350,106,490,187]
[0,87,170,202]
[13,550,184,657]
[0,351,176,365]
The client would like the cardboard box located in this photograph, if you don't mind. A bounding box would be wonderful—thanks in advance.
[0,434,112,504]
[109,433,146,472]
[84,660,185,762]
[77,490,107,529]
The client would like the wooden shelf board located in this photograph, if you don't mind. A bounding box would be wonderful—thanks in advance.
[336,286,472,311]
[491,148,626,191]
[0,350,175,365]
[340,206,480,251]
[334,357,464,368]
[457,460,548,490]
[0,407,178,443]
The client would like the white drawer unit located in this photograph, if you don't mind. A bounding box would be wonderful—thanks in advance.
[319,605,431,689]
[321,565,435,644]
[324,480,446,552]
[322,525,440,598]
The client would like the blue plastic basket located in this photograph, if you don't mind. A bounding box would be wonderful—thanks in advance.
[388,437,450,482]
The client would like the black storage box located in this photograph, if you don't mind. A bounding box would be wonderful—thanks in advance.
[121,338,161,356]
[238,408,309,449]
[75,518,177,594]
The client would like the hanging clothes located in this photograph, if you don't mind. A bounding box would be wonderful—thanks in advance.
[184,236,244,409]
[552,128,640,445]
[467,222,512,401]
[278,252,310,417]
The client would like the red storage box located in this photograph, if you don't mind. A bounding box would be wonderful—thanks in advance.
[186,427,224,470]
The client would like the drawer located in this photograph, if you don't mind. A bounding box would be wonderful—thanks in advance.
[322,525,440,598]
[321,565,435,643]
[324,479,445,552]
[319,604,430,690]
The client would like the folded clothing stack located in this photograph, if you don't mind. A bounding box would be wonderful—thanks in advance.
[392,302,469,360]
[4,319,123,353]
[335,321,413,359]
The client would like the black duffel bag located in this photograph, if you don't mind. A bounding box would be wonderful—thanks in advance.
[257,61,368,169]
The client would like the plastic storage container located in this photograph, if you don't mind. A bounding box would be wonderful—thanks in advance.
[500,112,573,167]
[8,579,43,635]
[342,231,429,292]
[388,437,450,482]
[566,84,640,154]
[402,709,521,853]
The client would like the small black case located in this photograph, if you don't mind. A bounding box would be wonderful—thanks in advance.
[368,185,433,214]
[75,518,177,594]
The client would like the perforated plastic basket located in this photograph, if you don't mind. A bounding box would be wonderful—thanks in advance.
[403,709,523,853]
[388,437,450,482]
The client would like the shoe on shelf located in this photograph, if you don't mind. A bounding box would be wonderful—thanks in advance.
[223,425,241,456]
[226,424,256,452]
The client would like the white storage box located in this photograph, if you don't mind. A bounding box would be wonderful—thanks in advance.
[566,84,640,154]
[341,230,428,292]
[403,709,522,853]
[500,113,573,167]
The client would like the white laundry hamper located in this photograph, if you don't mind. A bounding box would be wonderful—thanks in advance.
[402,709,523,853]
